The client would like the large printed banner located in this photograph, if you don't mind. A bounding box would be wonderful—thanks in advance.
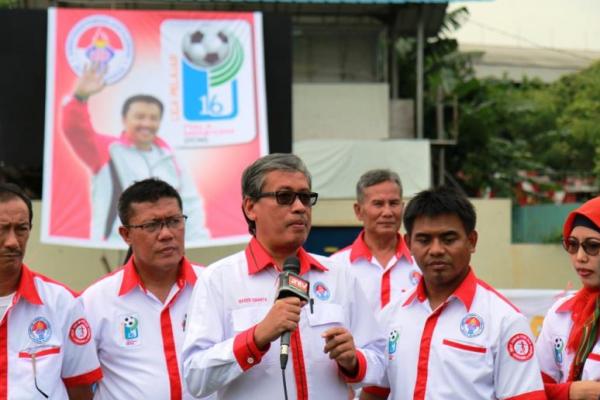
[42,8,268,249]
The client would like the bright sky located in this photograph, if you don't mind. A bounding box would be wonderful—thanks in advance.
[449,0,600,51]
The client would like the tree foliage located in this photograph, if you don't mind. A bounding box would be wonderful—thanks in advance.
[402,7,600,199]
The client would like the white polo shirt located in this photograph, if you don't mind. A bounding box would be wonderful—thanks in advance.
[330,231,420,310]
[364,269,546,400]
[81,256,202,400]
[182,238,387,399]
[536,293,599,398]
[1,264,102,399]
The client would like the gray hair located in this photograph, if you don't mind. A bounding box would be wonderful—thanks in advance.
[356,169,403,203]
[241,153,312,235]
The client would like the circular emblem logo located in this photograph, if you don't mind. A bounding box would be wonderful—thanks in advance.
[460,313,484,338]
[409,270,422,286]
[69,318,92,345]
[29,317,52,344]
[65,15,134,85]
[313,281,330,301]
[507,333,534,361]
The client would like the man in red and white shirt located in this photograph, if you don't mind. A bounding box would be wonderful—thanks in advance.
[182,153,386,399]
[361,186,545,400]
[0,183,101,399]
[330,169,419,311]
[81,178,206,399]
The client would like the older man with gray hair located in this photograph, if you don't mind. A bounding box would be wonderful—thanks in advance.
[330,169,420,312]
[182,153,386,399]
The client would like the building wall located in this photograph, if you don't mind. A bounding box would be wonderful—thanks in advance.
[293,83,390,140]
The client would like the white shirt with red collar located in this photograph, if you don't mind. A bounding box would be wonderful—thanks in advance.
[1,264,102,400]
[330,231,420,310]
[181,238,387,399]
[535,293,599,398]
[364,269,545,400]
[80,256,203,400]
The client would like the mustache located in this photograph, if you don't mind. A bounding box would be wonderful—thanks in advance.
[0,251,23,257]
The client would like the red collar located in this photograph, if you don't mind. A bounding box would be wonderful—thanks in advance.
[556,295,578,313]
[15,264,43,305]
[118,256,197,296]
[244,237,328,275]
[349,230,412,265]
[403,267,476,311]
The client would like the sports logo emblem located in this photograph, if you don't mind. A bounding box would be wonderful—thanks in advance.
[120,314,140,346]
[69,318,92,345]
[553,337,564,365]
[180,24,243,121]
[388,329,400,358]
[65,15,134,84]
[507,333,534,361]
[29,317,52,344]
[313,281,331,301]
[460,313,484,338]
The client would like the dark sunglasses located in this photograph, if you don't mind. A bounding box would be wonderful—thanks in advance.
[563,237,600,256]
[256,190,318,207]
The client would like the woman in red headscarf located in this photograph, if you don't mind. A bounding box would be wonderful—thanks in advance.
[537,196,600,399]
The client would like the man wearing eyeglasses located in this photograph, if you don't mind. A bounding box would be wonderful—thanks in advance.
[0,183,102,399]
[182,153,386,399]
[80,178,208,399]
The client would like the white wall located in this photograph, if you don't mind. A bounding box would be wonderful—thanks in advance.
[293,83,390,140]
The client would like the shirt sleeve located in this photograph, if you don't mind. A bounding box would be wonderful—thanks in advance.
[182,269,261,398]
[62,97,114,173]
[495,313,546,400]
[343,267,387,387]
[60,296,103,387]
[535,306,570,400]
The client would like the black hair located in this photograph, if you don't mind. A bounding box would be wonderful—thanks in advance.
[121,95,164,118]
[118,178,182,225]
[0,182,33,225]
[403,186,476,236]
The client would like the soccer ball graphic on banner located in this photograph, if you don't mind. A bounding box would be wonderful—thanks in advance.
[182,27,231,68]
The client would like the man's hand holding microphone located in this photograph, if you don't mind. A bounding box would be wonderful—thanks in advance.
[253,256,358,376]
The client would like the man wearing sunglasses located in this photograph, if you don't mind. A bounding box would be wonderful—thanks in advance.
[80,178,208,399]
[0,183,102,399]
[182,153,386,399]
[331,169,420,313]
[536,196,600,399]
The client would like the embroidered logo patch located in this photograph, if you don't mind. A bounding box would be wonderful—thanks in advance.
[120,314,140,346]
[460,313,484,338]
[29,317,52,344]
[313,281,330,301]
[507,333,534,361]
[409,270,421,286]
[388,329,400,358]
[69,318,92,345]
[553,337,564,365]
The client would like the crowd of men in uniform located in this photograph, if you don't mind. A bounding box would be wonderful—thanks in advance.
[0,153,548,399]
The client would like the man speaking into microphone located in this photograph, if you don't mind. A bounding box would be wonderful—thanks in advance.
[182,153,386,399]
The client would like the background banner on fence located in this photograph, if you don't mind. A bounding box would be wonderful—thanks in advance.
[500,289,573,337]
[42,8,268,249]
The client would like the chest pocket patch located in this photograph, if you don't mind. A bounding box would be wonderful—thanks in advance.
[306,303,345,327]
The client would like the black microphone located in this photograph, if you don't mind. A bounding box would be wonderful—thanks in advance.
[277,256,310,370]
